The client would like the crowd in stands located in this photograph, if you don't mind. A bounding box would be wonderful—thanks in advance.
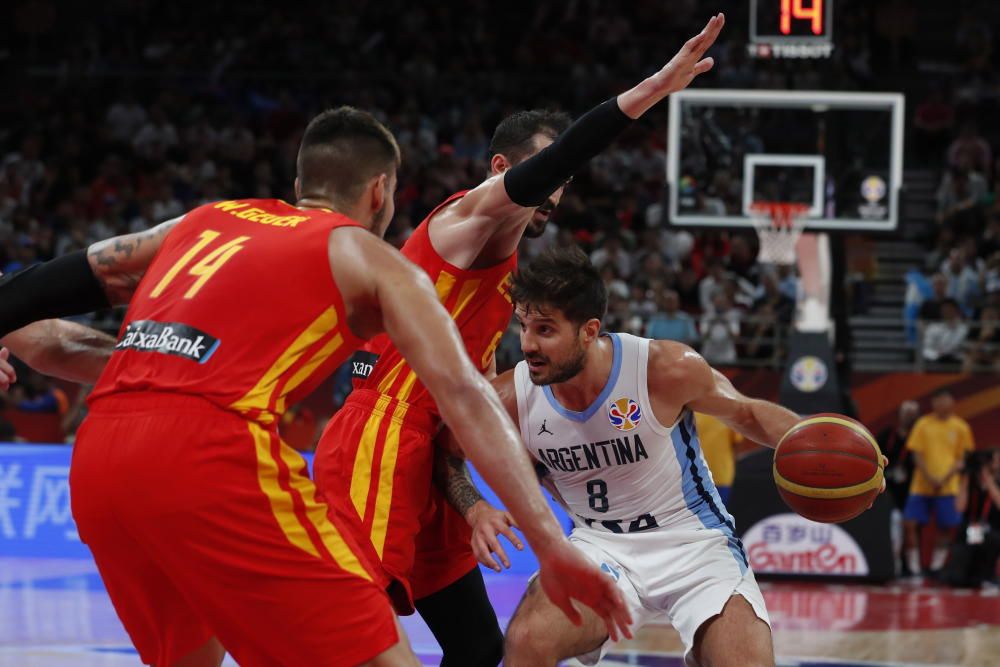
[2,1,1000,442]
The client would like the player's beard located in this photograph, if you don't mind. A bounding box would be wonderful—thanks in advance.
[523,199,556,238]
[525,341,586,386]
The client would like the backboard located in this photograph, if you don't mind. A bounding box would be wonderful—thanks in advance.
[666,90,905,232]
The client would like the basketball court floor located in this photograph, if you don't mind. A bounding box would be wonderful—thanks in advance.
[2,556,997,667]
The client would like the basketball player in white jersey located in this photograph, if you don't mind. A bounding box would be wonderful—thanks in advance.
[438,246,885,667]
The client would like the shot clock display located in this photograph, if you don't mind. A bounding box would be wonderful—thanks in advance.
[749,0,834,59]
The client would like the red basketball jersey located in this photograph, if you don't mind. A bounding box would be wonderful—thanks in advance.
[90,198,364,425]
[352,191,516,418]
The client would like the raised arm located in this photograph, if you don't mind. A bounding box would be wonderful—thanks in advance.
[0,217,182,338]
[648,340,798,447]
[430,14,725,264]
[330,229,631,638]
[1,319,115,385]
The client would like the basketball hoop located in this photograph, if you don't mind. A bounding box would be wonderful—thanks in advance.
[749,202,811,265]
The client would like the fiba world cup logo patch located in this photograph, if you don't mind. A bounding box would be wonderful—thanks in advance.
[608,397,642,431]
[789,356,828,393]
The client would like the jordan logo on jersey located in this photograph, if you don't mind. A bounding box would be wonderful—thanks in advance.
[538,419,553,436]
[608,397,642,431]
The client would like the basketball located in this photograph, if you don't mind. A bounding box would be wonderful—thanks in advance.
[773,414,885,524]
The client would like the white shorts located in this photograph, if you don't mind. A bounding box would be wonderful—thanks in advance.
[566,525,770,667]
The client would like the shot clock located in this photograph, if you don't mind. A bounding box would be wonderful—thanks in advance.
[749,0,834,59]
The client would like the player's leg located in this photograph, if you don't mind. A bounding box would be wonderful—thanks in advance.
[360,618,422,667]
[414,567,503,667]
[902,494,930,575]
[70,415,218,667]
[172,638,225,667]
[138,431,409,667]
[930,495,962,572]
[315,398,439,614]
[412,493,502,667]
[690,594,774,667]
[504,576,610,667]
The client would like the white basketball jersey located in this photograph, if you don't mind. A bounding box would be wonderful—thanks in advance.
[514,333,747,565]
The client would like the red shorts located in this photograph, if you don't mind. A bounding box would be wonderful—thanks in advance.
[314,389,478,613]
[71,393,397,667]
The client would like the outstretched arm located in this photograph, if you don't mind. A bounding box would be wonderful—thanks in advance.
[330,230,631,639]
[0,217,182,337]
[2,320,116,385]
[431,14,725,265]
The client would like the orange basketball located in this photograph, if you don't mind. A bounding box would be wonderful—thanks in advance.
[773,414,884,524]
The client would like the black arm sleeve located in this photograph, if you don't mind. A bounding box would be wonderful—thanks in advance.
[0,250,111,337]
[502,97,633,207]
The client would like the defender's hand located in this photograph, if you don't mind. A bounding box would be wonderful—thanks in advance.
[537,540,633,643]
[0,348,16,391]
[467,502,523,572]
[651,13,725,95]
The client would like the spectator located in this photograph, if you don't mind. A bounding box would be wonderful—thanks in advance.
[877,400,921,575]
[945,449,1000,589]
[590,234,632,279]
[9,369,69,418]
[698,258,729,313]
[940,247,980,309]
[936,162,987,235]
[922,299,969,364]
[946,121,992,179]
[699,292,741,364]
[694,412,742,505]
[918,272,950,320]
[963,305,1000,371]
[645,289,698,345]
[903,389,975,577]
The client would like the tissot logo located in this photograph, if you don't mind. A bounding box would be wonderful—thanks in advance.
[116,320,220,364]
[350,351,379,380]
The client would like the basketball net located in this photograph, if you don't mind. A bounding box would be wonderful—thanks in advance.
[749,201,810,266]
[750,202,830,333]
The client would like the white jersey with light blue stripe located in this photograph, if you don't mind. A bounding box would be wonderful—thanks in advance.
[513,332,747,570]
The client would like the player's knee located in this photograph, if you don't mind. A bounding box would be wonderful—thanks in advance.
[504,615,550,660]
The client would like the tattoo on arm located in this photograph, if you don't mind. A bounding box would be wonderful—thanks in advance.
[433,450,485,517]
[86,219,180,305]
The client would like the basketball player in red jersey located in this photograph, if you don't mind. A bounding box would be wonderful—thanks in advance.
[313,14,725,665]
[0,108,630,666]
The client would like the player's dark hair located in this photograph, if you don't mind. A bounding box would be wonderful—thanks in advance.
[512,246,607,326]
[297,106,401,205]
[489,110,571,165]
[931,388,953,399]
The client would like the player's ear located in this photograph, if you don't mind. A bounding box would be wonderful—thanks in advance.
[490,153,511,175]
[581,318,601,343]
[369,173,387,213]
[293,177,301,200]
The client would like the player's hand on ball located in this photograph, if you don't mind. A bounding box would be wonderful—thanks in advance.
[651,13,725,95]
[537,540,633,643]
[466,502,523,572]
[0,348,16,391]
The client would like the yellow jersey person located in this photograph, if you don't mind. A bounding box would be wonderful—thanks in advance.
[903,389,975,577]
[694,412,743,505]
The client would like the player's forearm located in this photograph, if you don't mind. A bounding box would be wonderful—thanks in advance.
[503,98,632,208]
[2,320,115,384]
[617,75,671,120]
[432,447,487,520]
[0,252,111,337]
[438,377,564,551]
[736,399,800,448]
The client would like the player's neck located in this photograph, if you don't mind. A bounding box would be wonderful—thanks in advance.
[549,336,614,411]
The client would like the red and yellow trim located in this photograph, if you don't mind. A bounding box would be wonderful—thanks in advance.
[249,422,370,580]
